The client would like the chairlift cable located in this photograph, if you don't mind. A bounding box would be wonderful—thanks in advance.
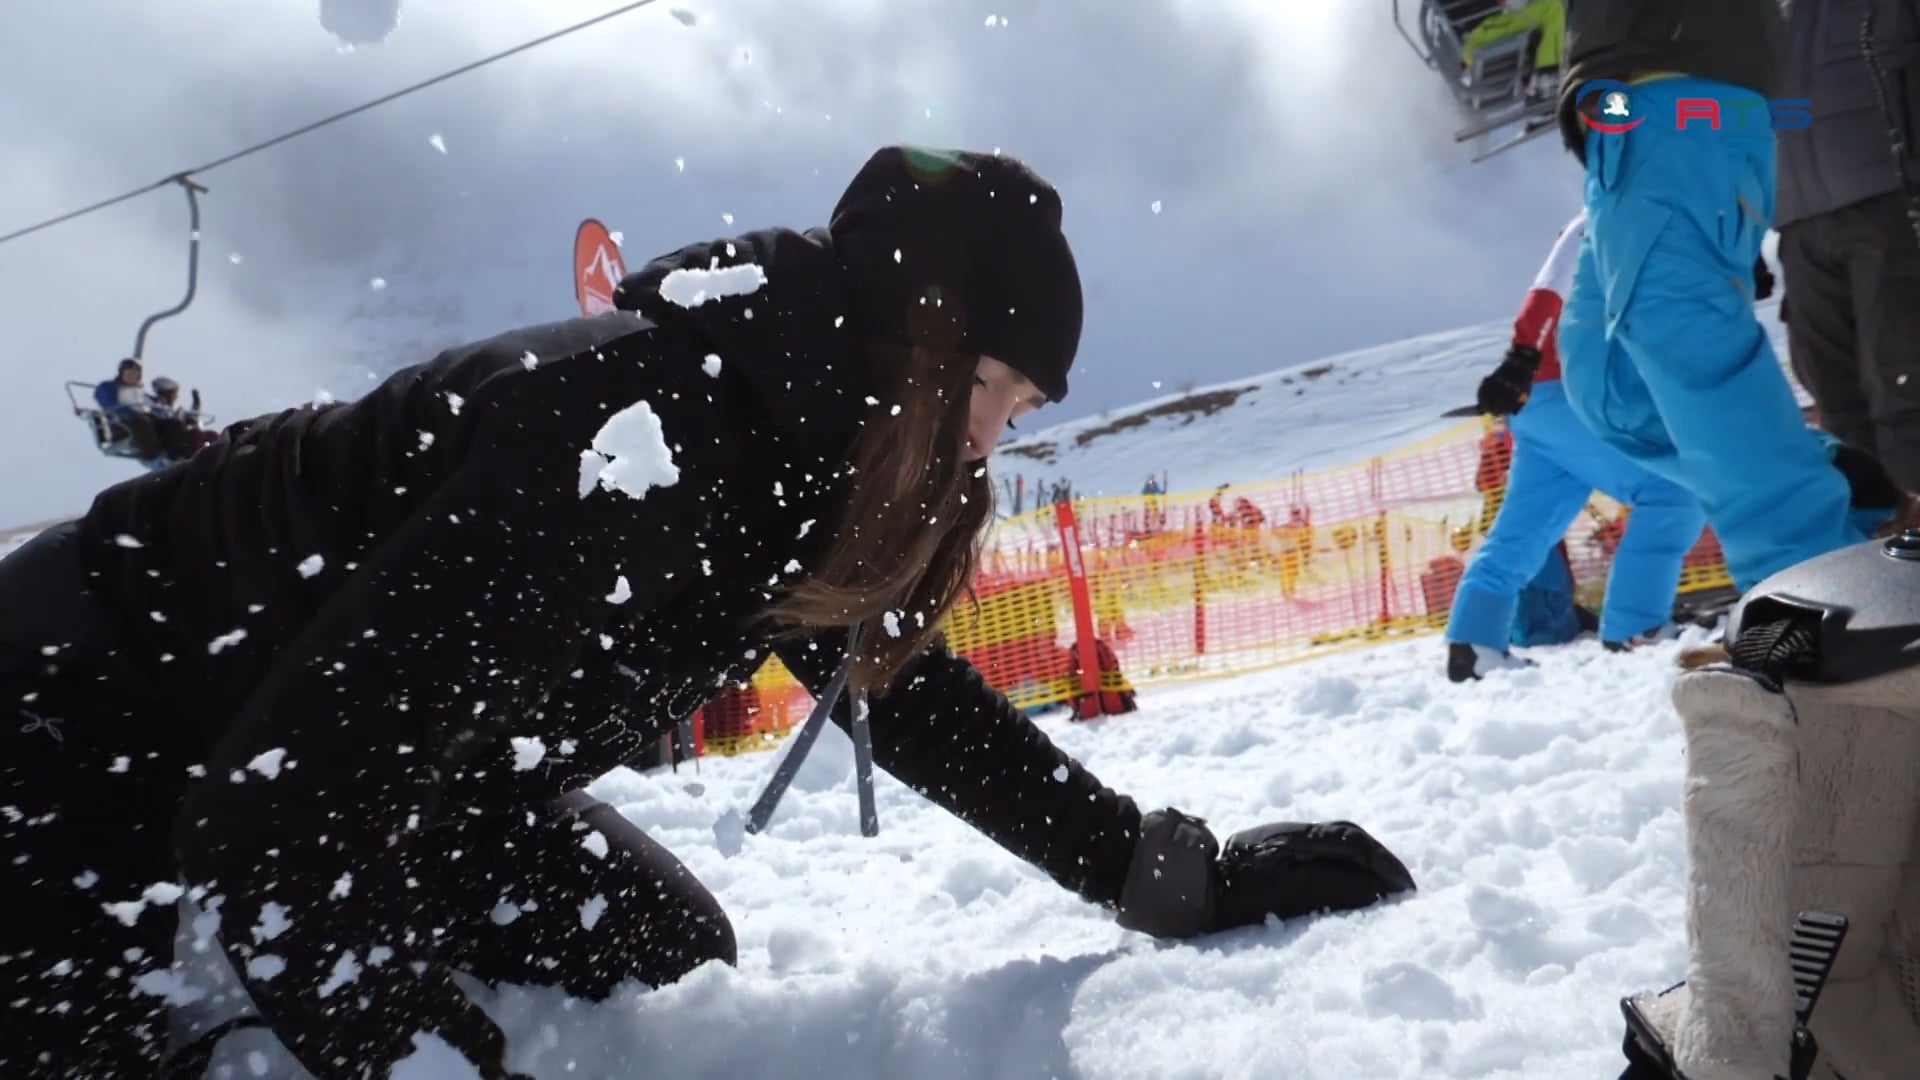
[0,0,664,248]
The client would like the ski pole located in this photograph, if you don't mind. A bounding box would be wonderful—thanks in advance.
[850,691,879,837]
[743,624,866,835]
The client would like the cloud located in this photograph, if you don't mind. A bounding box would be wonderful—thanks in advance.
[0,0,1575,524]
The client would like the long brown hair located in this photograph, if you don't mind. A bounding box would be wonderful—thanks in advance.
[766,342,996,695]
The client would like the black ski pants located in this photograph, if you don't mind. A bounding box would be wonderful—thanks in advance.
[1779,191,1920,493]
[0,526,736,1079]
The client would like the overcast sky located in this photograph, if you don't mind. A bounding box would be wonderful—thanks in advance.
[0,0,1576,525]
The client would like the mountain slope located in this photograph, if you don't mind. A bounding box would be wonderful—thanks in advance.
[998,298,1795,501]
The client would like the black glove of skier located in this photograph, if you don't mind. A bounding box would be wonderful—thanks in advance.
[1476,344,1541,417]
[1753,253,1775,301]
[1830,441,1904,512]
[1113,808,1416,938]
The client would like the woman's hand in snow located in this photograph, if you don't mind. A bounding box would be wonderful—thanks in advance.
[1113,809,1415,938]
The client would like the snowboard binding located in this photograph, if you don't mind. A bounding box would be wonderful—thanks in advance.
[1618,910,1848,1080]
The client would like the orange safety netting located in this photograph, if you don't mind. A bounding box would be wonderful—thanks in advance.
[695,417,1734,756]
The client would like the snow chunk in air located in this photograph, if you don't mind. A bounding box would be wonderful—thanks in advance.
[658,258,767,309]
[510,736,547,771]
[580,401,681,500]
[247,748,289,779]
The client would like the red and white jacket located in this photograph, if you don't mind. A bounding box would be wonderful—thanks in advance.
[1511,208,1586,384]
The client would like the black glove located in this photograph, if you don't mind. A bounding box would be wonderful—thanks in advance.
[1114,809,1416,938]
[1830,441,1904,511]
[1753,253,1775,301]
[1476,344,1541,417]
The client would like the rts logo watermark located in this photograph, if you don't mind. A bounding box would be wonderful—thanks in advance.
[1581,79,1811,133]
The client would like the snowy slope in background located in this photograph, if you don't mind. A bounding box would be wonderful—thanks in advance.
[1001,297,1794,500]
[187,634,1711,1080]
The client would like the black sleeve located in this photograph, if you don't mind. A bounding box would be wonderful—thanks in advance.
[174,342,724,1078]
[773,632,1143,906]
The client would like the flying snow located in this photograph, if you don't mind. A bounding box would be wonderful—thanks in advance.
[296,554,325,578]
[428,133,447,154]
[510,736,548,771]
[247,748,289,779]
[580,894,608,931]
[703,354,723,377]
[607,575,633,604]
[658,258,767,309]
[208,628,248,655]
[579,401,681,500]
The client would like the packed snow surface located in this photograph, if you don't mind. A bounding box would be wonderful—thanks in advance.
[186,632,1706,1079]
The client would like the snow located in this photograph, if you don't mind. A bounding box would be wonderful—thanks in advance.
[511,736,548,771]
[173,631,1708,1079]
[246,748,288,779]
[579,401,681,500]
[657,258,767,309]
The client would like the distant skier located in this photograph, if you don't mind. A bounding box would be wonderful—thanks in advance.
[0,146,1416,1080]
[1552,0,1905,593]
[1446,208,1705,681]
[92,357,193,468]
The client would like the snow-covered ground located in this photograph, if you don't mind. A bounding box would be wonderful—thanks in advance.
[184,630,1709,1079]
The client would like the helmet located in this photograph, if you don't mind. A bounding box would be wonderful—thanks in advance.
[152,377,180,395]
[1728,530,1920,684]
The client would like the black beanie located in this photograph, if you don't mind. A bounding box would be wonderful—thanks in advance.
[827,146,1083,403]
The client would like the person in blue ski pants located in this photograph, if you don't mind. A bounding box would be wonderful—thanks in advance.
[1447,209,1706,682]
[1555,70,1892,590]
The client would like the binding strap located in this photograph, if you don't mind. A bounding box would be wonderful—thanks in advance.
[1729,612,1822,688]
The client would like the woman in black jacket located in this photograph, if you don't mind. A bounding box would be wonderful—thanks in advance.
[0,145,1414,1080]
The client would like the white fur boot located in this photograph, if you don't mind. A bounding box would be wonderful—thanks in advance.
[1657,666,1802,1080]
[1782,670,1920,1080]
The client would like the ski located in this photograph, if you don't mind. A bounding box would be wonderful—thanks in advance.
[1469,115,1559,164]
[1451,100,1555,143]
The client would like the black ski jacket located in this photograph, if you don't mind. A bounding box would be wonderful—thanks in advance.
[75,226,1142,1075]
[1777,0,1920,228]
[1556,0,1789,161]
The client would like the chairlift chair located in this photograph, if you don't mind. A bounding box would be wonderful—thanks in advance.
[65,380,144,459]
[65,380,217,462]
[1392,0,1566,162]
[69,175,210,461]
